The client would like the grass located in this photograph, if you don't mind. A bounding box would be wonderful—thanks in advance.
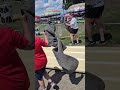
[10,0,120,46]
[38,23,120,47]
[39,22,85,46]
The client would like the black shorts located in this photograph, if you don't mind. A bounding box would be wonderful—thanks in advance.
[35,67,46,80]
[69,28,79,34]
[85,5,104,18]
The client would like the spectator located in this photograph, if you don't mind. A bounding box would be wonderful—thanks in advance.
[85,0,106,46]
[66,13,80,45]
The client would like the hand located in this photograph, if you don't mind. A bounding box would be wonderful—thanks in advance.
[66,23,68,25]
[22,15,28,22]
[41,32,46,35]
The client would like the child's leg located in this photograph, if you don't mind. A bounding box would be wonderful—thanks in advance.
[70,33,74,44]
[44,70,57,88]
[74,33,79,43]
[43,70,52,83]
[35,67,46,89]
[38,79,46,90]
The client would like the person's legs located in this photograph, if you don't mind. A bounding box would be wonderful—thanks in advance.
[85,17,94,42]
[35,68,46,90]
[38,79,46,90]
[74,33,79,44]
[70,33,74,45]
[43,70,52,83]
[85,17,96,46]
[72,29,79,44]
[95,16,105,42]
[44,70,57,88]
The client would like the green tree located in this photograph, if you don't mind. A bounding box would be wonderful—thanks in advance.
[63,0,83,10]
[63,0,73,10]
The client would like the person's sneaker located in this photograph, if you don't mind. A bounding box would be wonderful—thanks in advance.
[87,41,96,46]
[69,42,75,46]
[38,87,46,90]
[99,40,107,45]
[76,42,80,45]
[49,82,57,89]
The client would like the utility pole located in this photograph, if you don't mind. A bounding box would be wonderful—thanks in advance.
[62,0,67,23]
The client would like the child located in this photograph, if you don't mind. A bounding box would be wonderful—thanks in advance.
[0,14,33,90]
[35,32,56,90]
[64,14,72,32]
[66,13,80,45]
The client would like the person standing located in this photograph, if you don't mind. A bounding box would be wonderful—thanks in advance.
[35,32,57,90]
[85,0,106,46]
[64,13,72,32]
[66,13,80,45]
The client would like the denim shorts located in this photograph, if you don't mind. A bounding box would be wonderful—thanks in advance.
[35,67,46,80]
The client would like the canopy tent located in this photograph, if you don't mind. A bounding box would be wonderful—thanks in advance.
[40,9,61,18]
[35,16,40,19]
[67,3,85,13]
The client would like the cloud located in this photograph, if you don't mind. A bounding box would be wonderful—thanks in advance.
[35,0,63,16]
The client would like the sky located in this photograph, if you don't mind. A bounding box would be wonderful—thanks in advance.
[35,0,63,16]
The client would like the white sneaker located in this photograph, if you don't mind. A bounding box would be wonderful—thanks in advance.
[49,82,57,89]
[38,87,46,90]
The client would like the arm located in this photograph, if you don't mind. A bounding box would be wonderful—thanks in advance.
[43,32,48,45]
[65,23,73,27]
[22,15,34,49]
[66,18,74,27]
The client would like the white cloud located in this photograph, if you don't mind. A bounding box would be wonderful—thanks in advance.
[35,0,63,15]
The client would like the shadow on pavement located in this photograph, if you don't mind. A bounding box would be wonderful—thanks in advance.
[46,69,84,90]
[69,72,84,85]
[49,70,66,84]
[35,70,105,90]
[85,72,105,90]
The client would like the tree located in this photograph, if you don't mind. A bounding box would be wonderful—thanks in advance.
[63,0,84,10]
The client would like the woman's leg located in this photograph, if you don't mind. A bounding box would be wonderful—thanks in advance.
[85,17,94,42]
[95,16,105,42]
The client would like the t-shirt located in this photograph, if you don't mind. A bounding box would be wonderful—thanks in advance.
[70,17,79,29]
[35,37,47,70]
[0,27,29,90]
[86,0,104,7]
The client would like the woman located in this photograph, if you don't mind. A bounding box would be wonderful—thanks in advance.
[85,0,106,46]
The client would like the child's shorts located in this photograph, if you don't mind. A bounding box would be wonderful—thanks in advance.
[69,28,79,34]
[35,67,46,80]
